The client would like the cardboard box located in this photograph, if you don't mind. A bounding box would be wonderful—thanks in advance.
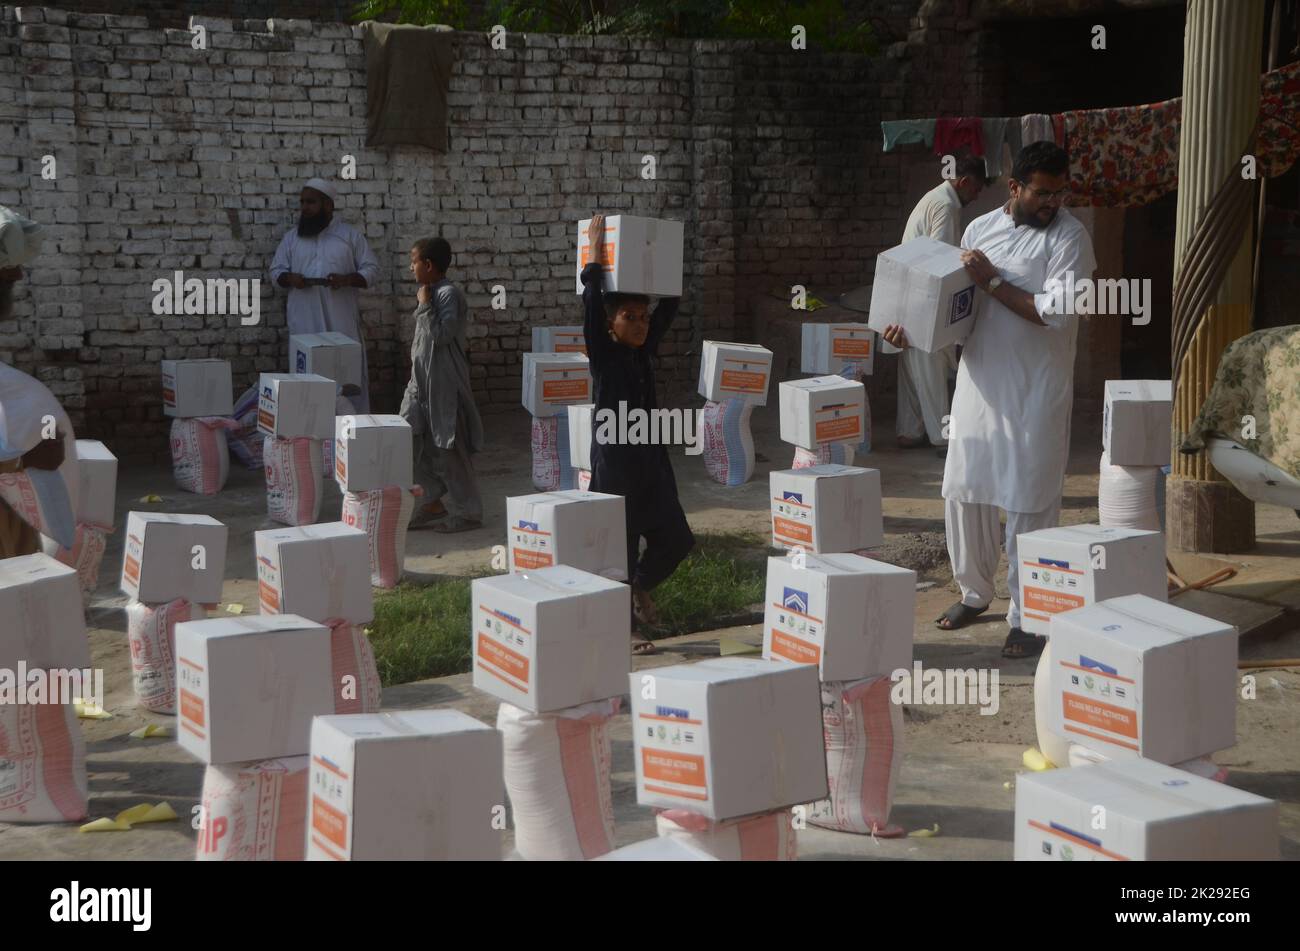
[161,359,233,418]
[867,237,978,352]
[575,215,684,297]
[778,376,866,450]
[255,522,373,625]
[472,564,630,713]
[307,710,504,861]
[73,439,117,528]
[596,837,719,861]
[1048,594,1237,764]
[629,657,826,820]
[522,353,592,417]
[175,615,335,764]
[769,465,883,553]
[290,332,364,390]
[531,326,587,355]
[334,414,412,491]
[257,372,336,439]
[801,323,876,376]
[0,553,90,670]
[1103,380,1172,466]
[1017,524,1166,636]
[763,553,914,680]
[1014,757,1277,861]
[697,341,775,406]
[567,403,594,471]
[120,512,228,604]
[505,490,627,580]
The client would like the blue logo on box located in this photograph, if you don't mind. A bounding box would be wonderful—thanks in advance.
[782,492,803,503]
[518,520,538,531]
[295,351,307,373]
[950,285,975,325]
[783,587,808,614]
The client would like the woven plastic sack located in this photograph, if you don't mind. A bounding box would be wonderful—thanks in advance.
[701,399,756,486]
[264,435,323,526]
[229,384,264,471]
[530,414,576,492]
[326,618,382,715]
[576,469,591,491]
[0,467,75,549]
[341,485,419,588]
[195,756,309,861]
[655,809,798,861]
[498,698,619,861]
[807,675,904,835]
[41,523,108,602]
[171,416,238,495]
[0,701,88,823]
[126,598,206,714]
[793,441,856,469]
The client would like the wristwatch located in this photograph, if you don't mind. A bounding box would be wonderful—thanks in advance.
[986,276,1003,292]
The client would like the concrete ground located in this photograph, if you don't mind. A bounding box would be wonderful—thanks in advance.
[2,404,1297,860]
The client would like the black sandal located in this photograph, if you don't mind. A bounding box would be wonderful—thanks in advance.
[1001,627,1047,659]
[935,601,988,631]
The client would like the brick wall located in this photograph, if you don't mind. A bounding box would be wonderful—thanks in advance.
[3,2,998,462]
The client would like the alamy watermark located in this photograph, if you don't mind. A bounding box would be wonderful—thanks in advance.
[891,661,1000,716]
[0,664,103,710]
[151,270,260,325]
[1042,270,1152,325]
[594,400,703,456]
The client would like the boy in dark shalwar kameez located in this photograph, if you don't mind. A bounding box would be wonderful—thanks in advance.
[579,214,695,654]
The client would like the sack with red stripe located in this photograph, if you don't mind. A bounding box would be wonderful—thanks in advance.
[701,399,756,486]
[0,701,89,823]
[325,618,381,715]
[195,755,309,861]
[498,697,619,861]
[228,384,264,470]
[654,808,798,861]
[171,416,238,495]
[341,485,419,588]
[793,441,856,469]
[530,414,576,492]
[127,598,206,714]
[807,675,904,836]
[263,435,323,526]
[41,523,109,603]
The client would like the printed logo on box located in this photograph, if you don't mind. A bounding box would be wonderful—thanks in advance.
[950,285,975,325]
[781,491,803,504]
[782,587,809,614]
[295,351,307,373]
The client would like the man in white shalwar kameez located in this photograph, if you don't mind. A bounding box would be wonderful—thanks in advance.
[882,142,1096,659]
[269,179,380,412]
[893,156,988,449]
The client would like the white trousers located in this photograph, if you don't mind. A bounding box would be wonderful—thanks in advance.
[944,496,1061,630]
[896,346,956,444]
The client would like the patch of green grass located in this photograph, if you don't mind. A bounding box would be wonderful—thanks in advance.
[369,532,773,685]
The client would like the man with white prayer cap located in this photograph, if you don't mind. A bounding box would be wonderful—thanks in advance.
[269,178,381,411]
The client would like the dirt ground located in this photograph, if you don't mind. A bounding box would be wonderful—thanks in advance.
[1,404,1297,860]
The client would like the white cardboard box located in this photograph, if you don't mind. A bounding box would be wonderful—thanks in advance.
[307,710,504,861]
[629,657,827,820]
[290,332,363,390]
[1017,524,1166,636]
[697,341,775,406]
[801,324,876,376]
[867,236,979,352]
[769,465,883,553]
[120,511,228,604]
[0,553,90,670]
[522,353,592,417]
[471,564,630,713]
[73,439,117,527]
[1103,380,1172,466]
[161,359,233,418]
[567,403,594,471]
[596,837,719,861]
[334,414,412,491]
[175,614,335,764]
[778,376,866,450]
[1014,757,1277,861]
[1047,594,1237,764]
[505,490,627,580]
[575,215,684,297]
[257,372,336,439]
[763,553,914,680]
[531,326,587,355]
[255,523,373,625]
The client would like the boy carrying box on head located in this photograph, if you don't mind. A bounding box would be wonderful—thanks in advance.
[580,213,695,654]
[400,237,484,533]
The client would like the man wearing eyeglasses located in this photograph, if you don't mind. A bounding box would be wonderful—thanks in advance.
[882,141,1096,661]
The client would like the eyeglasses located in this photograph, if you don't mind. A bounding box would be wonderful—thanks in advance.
[1015,182,1071,203]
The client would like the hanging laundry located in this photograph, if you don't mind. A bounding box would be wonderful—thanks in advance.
[1052,113,1066,147]
[1259,60,1300,178]
[1003,117,1023,169]
[1021,113,1055,146]
[980,117,1010,177]
[881,119,936,152]
[1065,97,1181,208]
[933,117,984,156]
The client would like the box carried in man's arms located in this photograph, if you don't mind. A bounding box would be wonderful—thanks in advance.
[867,236,979,353]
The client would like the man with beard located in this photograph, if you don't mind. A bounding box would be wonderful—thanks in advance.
[894,155,989,451]
[881,142,1096,660]
[270,178,381,411]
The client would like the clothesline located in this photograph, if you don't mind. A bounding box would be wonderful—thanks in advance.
[880,60,1300,208]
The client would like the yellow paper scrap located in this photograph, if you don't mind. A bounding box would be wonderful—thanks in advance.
[225,603,244,615]
[73,698,112,719]
[114,802,177,826]
[128,724,173,739]
[113,804,155,826]
[79,817,131,833]
[1022,748,1055,772]
[139,494,163,503]
[1003,781,1013,790]
[908,824,941,838]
